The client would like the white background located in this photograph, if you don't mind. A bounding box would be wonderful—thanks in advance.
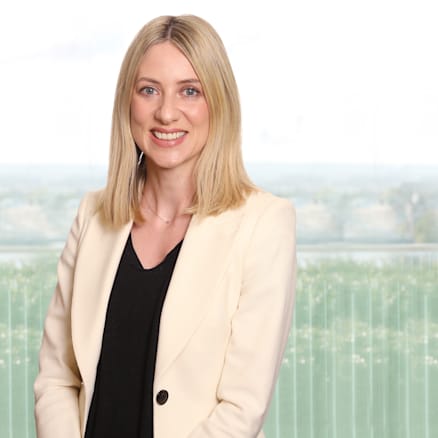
[1,0,437,165]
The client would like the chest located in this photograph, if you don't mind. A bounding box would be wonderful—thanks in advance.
[130,216,190,269]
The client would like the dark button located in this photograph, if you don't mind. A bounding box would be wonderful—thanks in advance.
[156,390,169,405]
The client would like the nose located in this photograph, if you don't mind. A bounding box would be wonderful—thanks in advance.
[154,94,179,124]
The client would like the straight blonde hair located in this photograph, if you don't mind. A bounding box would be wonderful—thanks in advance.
[98,15,255,227]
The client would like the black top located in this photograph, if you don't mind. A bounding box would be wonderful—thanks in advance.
[84,235,182,438]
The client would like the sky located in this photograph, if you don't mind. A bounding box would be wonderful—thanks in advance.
[1,0,437,166]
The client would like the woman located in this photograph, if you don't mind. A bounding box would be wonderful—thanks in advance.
[34,14,296,438]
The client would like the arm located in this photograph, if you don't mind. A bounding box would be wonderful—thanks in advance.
[34,194,93,438]
[188,197,296,437]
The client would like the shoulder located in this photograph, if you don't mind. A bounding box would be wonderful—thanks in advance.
[76,190,103,221]
[195,190,295,245]
[223,189,296,248]
[70,190,105,241]
[241,189,295,224]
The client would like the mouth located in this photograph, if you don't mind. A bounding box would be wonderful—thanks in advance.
[152,130,186,140]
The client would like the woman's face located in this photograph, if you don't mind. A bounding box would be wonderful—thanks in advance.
[130,42,209,175]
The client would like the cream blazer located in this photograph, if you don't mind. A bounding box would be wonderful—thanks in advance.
[34,190,296,438]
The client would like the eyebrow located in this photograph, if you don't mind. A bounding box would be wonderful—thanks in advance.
[136,77,201,85]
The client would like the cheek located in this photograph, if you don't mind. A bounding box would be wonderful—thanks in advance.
[130,100,144,125]
[129,104,146,145]
[130,100,154,141]
[190,103,209,131]
[129,112,140,136]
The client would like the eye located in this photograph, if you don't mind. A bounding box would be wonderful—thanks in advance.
[140,86,156,95]
[183,87,200,97]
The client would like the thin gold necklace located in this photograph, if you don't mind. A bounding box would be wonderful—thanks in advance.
[144,200,190,225]
[145,200,173,224]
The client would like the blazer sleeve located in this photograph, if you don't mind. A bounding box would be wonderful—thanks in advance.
[188,196,296,437]
[34,193,94,438]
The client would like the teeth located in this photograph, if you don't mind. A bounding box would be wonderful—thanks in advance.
[153,131,185,140]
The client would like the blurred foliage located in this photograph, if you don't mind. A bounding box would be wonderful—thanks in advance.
[2,164,438,245]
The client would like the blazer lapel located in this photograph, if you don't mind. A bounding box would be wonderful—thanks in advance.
[155,207,245,378]
[71,217,132,392]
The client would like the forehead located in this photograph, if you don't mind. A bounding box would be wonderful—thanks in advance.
[136,42,199,81]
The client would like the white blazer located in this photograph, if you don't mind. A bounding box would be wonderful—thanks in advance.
[34,189,296,438]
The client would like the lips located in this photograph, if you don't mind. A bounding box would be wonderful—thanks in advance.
[152,130,186,140]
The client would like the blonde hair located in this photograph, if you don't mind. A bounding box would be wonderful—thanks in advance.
[98,15,255,227]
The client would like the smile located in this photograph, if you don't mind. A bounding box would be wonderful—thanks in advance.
[152,131,186,140]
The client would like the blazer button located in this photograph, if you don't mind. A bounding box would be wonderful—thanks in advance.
[156,390,169,405]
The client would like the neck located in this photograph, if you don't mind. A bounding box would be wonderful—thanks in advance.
[141,166,195,221]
